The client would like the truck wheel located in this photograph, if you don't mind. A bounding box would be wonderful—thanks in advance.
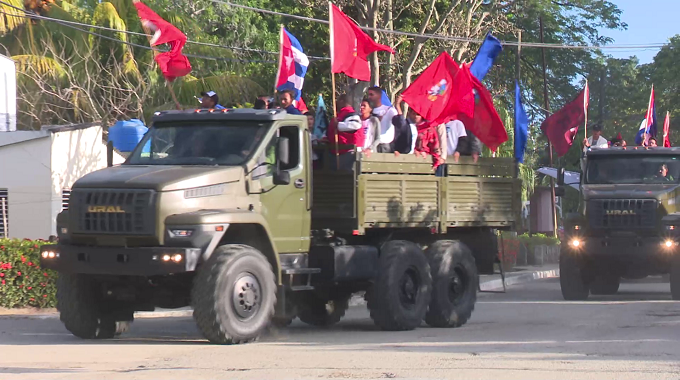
[671,257,680,300]
[297,294,350,327]
[192,244,276,344]
[424,240,478,328]
[367,240,432,331]
[56,274,116,339]
[590,275,620,295]
[560,250,590,300]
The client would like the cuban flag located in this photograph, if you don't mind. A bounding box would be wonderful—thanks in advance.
[636,86,657,145]
[275,26,309,112]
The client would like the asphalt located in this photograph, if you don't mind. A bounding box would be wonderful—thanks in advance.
[1,273,679,379]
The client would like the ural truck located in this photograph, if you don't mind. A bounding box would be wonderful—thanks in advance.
[559,147,680,300]
[40,109,521,344]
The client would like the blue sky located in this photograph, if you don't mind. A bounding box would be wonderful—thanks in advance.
[600,0,679,64]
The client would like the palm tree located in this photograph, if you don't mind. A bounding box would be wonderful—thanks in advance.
[2,0,264,128]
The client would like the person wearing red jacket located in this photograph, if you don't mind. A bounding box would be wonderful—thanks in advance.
[326,94,365,169]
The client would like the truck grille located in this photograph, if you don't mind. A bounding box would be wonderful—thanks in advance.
[588,199,657,229]
[69,189,156,235]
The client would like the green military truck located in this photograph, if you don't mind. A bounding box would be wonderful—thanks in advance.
[559,147,680,300]
[40,109,521,344]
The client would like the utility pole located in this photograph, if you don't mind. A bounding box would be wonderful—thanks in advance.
[539,17,558,239]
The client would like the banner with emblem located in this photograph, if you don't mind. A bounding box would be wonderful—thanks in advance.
[540,85,589,157]
[400,52,474,125]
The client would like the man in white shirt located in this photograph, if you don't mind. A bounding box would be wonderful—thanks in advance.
[582,124,608,153]
[367,86,398,152]
[445,120,467,161]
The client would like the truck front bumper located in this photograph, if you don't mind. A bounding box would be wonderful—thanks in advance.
[40,245,202,276]
[566,235,677,256]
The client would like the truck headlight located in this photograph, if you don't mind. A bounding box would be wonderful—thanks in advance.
[570,239,581,248]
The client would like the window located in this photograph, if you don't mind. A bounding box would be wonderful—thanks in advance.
[252,126,301,179]
[126,121,271,166]
[62,189,71,211]
[0,189,8,238]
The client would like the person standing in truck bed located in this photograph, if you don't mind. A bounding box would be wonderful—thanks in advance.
[326,94,364,170]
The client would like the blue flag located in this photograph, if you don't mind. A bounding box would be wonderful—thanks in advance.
[312,94,329,140]
[515,80,529,163]
[381,90,392,107]
[469,32,503,81]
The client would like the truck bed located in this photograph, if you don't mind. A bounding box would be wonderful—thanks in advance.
[312,152,521,235]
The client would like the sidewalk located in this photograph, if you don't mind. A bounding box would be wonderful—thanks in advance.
[0,264,560,318]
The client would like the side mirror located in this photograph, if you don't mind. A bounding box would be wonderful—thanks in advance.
[273,137,291,186]
[273,170,291,186]
[107,141,114,167]
[277,137,290,167]
[554,187,566,197]
[557,168,565,186]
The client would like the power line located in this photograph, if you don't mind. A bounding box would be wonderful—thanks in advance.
[0,1,294,60]
[208,0,667,50]
[0,7,277,63]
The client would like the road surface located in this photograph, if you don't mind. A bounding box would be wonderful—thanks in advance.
[1,277,679,380]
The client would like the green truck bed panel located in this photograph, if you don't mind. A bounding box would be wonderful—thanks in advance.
[311,153,520,234]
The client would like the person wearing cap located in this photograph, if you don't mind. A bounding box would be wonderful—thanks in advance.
[582,124,608,153]
[200,91,225,109]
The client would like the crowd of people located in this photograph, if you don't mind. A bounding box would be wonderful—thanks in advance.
[197,87,484,171]
[245,86,482,171]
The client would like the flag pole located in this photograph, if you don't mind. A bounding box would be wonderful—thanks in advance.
[135,0,181,110]
[539,16,558,239]
[584,79,588,139]
[329,1,340,169]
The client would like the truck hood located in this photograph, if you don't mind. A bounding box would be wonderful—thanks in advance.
[582,184,680,200]
[73,165,244,192]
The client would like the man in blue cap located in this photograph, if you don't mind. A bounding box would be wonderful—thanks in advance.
[199,91,225,109]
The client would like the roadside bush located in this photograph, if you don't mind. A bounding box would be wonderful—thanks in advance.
[518,233,560,254]
[0,239,58,308]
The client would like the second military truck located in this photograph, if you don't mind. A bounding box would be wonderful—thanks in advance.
[559,147,680,300]
[41,109,520,344]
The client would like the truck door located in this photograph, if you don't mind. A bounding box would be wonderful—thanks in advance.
[256,124,311,253]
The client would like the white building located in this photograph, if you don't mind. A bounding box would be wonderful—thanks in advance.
[0,123,125,239]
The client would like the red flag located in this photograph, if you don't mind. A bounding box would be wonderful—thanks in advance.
[134,1,191,81]
[329,3,394,81]
[540,87,589,157]
[401,52,475,125]
[457,66,508,152]
[295,97,308,114]
[664,111,671,147]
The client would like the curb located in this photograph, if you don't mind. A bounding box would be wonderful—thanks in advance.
[479,267,560,291]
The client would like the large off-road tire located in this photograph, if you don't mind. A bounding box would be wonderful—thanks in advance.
[367,240,432,331]
[590,275,620,295]
[560,249,590,300]
[671,256,680,300]
[424,240,478,328]
[56,274,117,339]
[297,294,350,327]
[192,244,276,344]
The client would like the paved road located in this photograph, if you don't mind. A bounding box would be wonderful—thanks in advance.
[1,277,679,380]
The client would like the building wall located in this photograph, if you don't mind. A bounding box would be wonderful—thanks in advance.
[0,137,52,239]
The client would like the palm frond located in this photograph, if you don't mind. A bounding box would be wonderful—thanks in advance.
[0,0,27,34]
[12,54,66,78]
[90,2,127,43]
[171,74,265,107]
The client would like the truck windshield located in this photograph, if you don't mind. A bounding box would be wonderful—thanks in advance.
[126,122,270,166]
[585,155,680,184]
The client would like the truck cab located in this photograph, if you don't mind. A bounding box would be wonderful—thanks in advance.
[560,147,680,300]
